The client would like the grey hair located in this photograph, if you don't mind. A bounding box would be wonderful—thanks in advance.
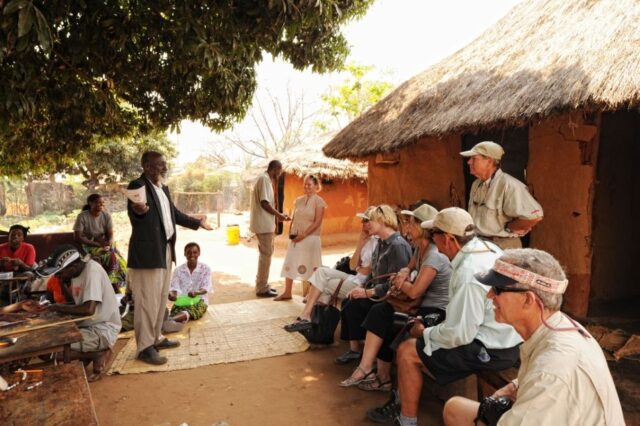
[500,248,566,311]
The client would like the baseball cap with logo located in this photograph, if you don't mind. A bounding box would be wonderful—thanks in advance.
[400,203,438,223]
[35,244,89,278]
[356,206,377,220]
[421,207,475,237]
[460,141,504,161]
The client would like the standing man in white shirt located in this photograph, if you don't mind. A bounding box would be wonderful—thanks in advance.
[250,160,290,297]
[461,141,543,249]
[367,208,522,426]
[127,151,212,365]
[443,248,624,426]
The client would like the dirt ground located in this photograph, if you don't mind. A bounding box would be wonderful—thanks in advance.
[90,213,445,426]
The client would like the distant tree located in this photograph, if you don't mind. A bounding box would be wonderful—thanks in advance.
[215,86,316,159]
[318,62,394,130]
[0,0,375,173]
[71,131,176,191]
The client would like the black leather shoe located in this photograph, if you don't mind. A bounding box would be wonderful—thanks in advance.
[367,390,401,423]
[155,338,180,350]
[256,288,278,298]
[137,346,168,365]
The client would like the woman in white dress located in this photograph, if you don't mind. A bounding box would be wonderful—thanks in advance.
[275,174,327,301]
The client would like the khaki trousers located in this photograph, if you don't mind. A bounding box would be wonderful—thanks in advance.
[491,236,523,250]
[308,267,359,304]
[128,245,173,356]
[255,232,275,293]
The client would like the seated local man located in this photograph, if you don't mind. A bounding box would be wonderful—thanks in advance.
[443,248,624,426]
[367,208,522,425]
[36,245,121,382]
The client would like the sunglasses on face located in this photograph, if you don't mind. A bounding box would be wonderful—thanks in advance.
[492,286,530,296]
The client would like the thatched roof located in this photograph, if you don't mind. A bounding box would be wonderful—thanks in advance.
[277,141,367,180]
[242,134,367,183]
[324,0,640,159]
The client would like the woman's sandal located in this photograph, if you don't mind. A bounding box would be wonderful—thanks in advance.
[357,375,392,392]
[339,366,375,387]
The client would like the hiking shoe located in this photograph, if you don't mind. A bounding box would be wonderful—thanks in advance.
[137,346,168,365]
[334,350,362,364]
[367,390,401,423]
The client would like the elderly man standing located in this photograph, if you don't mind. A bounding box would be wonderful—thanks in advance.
[127,151,212,365]
[367,208,522,426]
[443,248,624,425]
[250,160,290,297]
[461,141,543,249]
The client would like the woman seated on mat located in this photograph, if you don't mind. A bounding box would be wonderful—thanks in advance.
[73,193,127,292]
[336,204,412,367]
[339,203,451,391]
[168,242,212,321]
[0,224,36,273]
[284,207,378,332]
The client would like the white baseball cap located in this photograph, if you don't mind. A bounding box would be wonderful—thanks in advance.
[421,207,475,237]
[460,141,504,161]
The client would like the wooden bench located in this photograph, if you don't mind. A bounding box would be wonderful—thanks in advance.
[0,361,99,425]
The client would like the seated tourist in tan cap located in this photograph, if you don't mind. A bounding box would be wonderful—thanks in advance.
[366,207,522,425]
[460,141,543,249]
[443,248,624,426]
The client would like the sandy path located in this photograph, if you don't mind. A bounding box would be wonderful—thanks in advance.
[89,214,444,425]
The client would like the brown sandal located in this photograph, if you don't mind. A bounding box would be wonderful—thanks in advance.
[339,366,375,387]
[358,376,392,392]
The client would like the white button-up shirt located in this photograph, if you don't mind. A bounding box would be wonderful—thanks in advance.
[499,312,624,425]
[422,237,522,355]
[152,183,174,241]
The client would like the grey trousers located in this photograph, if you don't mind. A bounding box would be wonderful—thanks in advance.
[128,245,173,356]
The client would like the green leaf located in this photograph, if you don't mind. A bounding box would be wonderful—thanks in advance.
[18,5,34,38]
[33,6,52,52]
[2,0,28,16]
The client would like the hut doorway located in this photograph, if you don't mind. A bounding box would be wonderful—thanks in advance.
[461,126,531,245]
[590,110,640,326]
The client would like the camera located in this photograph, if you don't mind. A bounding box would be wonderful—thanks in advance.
[476,396,514,425]
[389,312,442,351]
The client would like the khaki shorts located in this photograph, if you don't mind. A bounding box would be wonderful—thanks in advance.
[70,327,112,353]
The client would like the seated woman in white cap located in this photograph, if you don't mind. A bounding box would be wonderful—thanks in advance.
[443,248,624,426]
[283,206,378,335]
[36,244,121,382]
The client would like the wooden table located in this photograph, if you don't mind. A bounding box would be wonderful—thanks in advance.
[0,312,93,338]
[0,361,99,425]
[0,275,30,304]
[0,323,82,365]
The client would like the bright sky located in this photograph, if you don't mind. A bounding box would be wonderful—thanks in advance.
[170,0,522,166]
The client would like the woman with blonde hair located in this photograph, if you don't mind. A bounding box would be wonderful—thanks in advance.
[336,204,412,368]
[340,203,451,391]
[275,174,327,301]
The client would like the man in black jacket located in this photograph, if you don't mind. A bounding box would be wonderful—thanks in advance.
[127,151,212,365]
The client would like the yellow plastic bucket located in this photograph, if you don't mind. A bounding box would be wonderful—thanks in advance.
[226,224,240,245]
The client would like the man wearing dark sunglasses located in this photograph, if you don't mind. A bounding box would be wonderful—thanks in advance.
[368,207,521,426]
[460,141,543,250]
[443,248,624,426]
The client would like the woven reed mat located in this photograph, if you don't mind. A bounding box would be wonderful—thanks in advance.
[108,297,309,375]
